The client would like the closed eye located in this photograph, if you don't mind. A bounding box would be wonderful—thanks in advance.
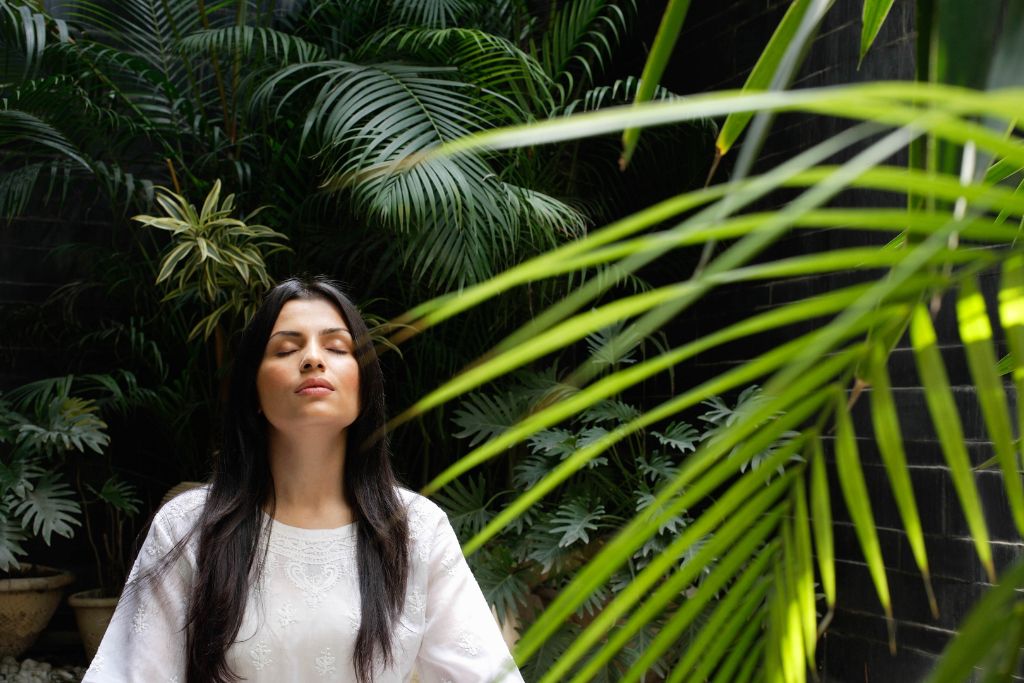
[275,350,296,357]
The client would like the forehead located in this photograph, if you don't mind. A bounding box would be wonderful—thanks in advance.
[270,298,348,332]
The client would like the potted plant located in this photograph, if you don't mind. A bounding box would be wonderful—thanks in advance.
[0,375,142,659]
[66,473,142,659]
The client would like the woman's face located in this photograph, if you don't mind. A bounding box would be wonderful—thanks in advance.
[256,297,361,435]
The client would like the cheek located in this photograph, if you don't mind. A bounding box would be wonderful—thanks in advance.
[255,363,287,405]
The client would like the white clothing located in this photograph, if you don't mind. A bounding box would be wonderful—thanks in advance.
[82,486,523,683]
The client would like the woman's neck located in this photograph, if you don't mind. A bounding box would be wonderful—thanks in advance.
[265,426,352,528]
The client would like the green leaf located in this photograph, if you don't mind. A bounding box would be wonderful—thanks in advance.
[707,610,764,683]
[859,0,897,65]
[651,421,699,454]
[557,465,796,683]
[714,0,829,158]
[452,392,526,447]
[13,472,81,545]
[0,516,28,572]
[957,277,1024,538]
[911,303,995,581]
[619,513,786,683]
[999,255,1024,477]
[868,342,937,617]
[472,546,531,626]
[432,474,494,538]
[549,500,606,548]
[88,476,141,516]
[620,0,692,168]
[808,433,834,611]
[792,475,818,672]
[667,572,770,682]
[515,388,830,666]
[834,389,894,648]
[925,559,1024,683]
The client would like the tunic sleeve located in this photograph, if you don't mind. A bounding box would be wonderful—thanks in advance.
[81,506,193,683]
[415,513,524,683]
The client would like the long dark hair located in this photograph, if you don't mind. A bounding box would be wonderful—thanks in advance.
[153,276,409,683]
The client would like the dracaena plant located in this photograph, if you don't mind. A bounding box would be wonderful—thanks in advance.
[132,179,291,344]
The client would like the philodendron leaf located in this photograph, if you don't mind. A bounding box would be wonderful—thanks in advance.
[0,517,27,572]
[88,476,141,516]
[13,472,80,544]
[549,500,607,547]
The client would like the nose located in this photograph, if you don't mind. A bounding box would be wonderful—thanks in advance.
[301,348,325,371]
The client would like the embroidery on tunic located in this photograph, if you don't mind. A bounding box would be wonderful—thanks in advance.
[90,652,105,671]
[406,589,426,617]
[285,560,341,609]
[250,641,273,671]
[347,607,361,635]
[268,534,357,565]
[405,499,433,562]
[131,601,149,634]
[457,629,480,657]
[161,492,204,521]
[441,551,459,577]
[315,647,337,676]
[278,600,298,628]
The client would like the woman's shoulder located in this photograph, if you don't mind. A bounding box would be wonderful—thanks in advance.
[152,483,211,532]
[396,486,446,523]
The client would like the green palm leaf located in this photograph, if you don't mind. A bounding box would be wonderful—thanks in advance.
[179,26,327,64]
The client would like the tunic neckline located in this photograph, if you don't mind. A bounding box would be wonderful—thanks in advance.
[261,511,358,540]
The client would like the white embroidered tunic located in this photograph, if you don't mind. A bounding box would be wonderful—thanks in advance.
[83,486,523,683]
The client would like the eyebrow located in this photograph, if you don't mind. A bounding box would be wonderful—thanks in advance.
[268,327,352,341]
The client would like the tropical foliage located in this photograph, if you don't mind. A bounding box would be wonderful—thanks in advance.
[386,0,1024,681]
[1,0,705,490]
[0,374,146,589]
[0,0,698,292]
[445,368,797,680]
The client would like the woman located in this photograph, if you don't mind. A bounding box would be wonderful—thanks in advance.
[84,276,523,683]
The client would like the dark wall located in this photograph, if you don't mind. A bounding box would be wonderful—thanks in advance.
[663,1,1023,681]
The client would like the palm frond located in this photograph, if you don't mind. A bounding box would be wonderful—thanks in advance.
[0,0,69,80]
[69,0,201,96]
[535,0,634,103]
[361,26,554,118]
[0,109,91,168]
[388,79,1024,680]
[389,0,473,29]
[179,26,327,64]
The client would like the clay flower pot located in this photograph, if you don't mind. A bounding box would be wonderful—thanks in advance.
[0,564,75,657]
[68,588,119,660]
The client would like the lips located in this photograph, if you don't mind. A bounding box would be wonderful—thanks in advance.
[295,378,335,393]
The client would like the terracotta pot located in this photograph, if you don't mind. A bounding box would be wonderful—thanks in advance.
[0,564,75,657]
[68,588,119,660]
